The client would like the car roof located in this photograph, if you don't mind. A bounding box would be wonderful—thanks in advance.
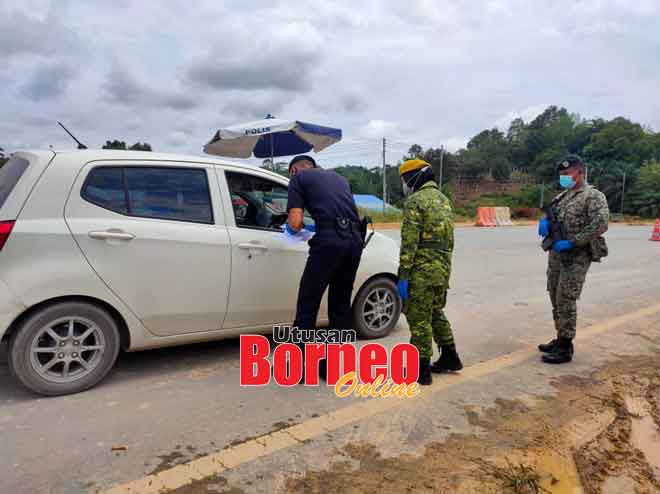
[16,149,288,182]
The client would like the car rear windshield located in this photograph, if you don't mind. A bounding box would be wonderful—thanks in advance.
[0,157,29,209]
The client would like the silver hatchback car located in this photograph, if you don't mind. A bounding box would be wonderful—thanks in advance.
[0,150,401,396]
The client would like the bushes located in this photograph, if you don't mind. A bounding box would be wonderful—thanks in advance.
[450,185,549,220]
[358,208,402,223]
[512,207,540,219]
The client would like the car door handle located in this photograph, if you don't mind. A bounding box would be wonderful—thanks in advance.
[238,242,268,251]
[89,230,136,241]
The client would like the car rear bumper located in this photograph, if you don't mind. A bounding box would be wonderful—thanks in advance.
[0,279,25,340]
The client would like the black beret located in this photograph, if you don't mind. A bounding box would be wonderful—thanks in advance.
[557,154,585,171]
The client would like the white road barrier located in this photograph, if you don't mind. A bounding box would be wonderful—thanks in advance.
[494,207,514,226]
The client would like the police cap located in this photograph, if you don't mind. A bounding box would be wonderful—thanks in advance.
[288,155,317,173]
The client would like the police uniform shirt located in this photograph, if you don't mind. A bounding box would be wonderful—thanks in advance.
[286,168,359,222]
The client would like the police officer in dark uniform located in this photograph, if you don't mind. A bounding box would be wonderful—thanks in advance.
[285,155,364,379]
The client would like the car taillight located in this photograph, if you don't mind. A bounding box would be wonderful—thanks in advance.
[0,221,15,251]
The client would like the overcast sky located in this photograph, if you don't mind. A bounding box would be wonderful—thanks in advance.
[2,0,659,166]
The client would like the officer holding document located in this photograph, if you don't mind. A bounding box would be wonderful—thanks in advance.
[284,155,364,381]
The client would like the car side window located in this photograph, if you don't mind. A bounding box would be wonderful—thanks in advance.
[225,171,288,230]
[81,167,128,214]
[82,166,213,224]
[124,167,213,224]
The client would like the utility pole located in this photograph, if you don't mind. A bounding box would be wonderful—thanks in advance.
[620,171,626,216]
[438,145,444,187]
[382,137,387,214]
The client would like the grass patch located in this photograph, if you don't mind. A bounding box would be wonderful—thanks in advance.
[473,457,551,494]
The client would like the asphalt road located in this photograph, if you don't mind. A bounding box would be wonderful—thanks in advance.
[1,225,658,494]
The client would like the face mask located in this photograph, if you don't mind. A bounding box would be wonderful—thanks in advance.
[559,175,575,189]
[401,168,426,196]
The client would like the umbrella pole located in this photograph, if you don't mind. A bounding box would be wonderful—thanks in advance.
[270,134,274,169]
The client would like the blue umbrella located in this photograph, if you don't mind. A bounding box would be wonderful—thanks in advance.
[203,114,342,159]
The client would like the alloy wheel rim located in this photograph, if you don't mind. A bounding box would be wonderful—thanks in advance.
[29,317,106,383]
[362,287,396,332]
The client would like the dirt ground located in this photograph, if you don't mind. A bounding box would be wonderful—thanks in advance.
[164,351,660,494]
[283,352,660,494]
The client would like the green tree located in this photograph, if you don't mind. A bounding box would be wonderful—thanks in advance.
[402,144,459,185]
[404,144,423,160]
[102,140,153,151]
[102,140,127,150]
[397,106,660,216]
[584,117,650,163]
[568,119,606,154]
[525,106,575,180]
[588,160,638,213]
[507,117,529,169]
[629,162,660,218]
[463,128,511,180]
[129,142,153,151]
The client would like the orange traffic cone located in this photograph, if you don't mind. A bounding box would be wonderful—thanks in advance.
[651,219,660,242]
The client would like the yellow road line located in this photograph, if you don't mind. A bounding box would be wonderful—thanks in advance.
[102,302,660,494]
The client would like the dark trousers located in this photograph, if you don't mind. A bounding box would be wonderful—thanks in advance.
[293,232,363,332]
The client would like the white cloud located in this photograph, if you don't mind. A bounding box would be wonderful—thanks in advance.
[494,104,551,131]
[358,120,400,140]
[1,0,659,158]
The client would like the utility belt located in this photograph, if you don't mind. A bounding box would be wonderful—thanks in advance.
[418,239,450,251]
[316,217,370,245]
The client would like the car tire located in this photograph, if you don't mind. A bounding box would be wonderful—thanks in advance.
[353,277,401,339]
[8,302,120,396]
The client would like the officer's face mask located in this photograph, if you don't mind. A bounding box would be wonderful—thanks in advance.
[401,179,412,196]
[401,168,427,196]
[559,174,576,189]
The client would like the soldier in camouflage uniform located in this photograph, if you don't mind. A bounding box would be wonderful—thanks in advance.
[538,155,609,364]
[397,159,463,385]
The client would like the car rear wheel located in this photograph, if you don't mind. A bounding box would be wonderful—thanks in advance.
[353,277,401,339]
[8,302,120,396]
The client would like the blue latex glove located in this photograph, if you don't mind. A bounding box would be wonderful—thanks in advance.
[538,218,550,237]
[303,223,316,232]
[553,240,575,253]
[397,280,409,302]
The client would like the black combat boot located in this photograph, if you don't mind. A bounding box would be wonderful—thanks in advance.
[541,338,574,364]
[418,358,432,386]
[431,344,464,373]
[538,338,558,353]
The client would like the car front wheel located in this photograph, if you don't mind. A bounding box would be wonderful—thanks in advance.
[353,277,401,339]
[8,302,120,396]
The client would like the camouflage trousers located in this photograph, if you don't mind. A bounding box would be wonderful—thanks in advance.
[405,278,454,359]
[547,249,592,340]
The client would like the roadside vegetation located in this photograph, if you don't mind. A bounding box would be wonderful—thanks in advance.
[329,106,660,219]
